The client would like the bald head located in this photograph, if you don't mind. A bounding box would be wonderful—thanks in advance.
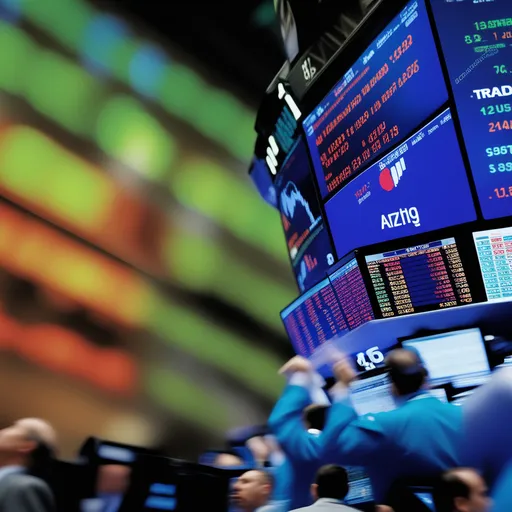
[435,468,491,512]
[0,417,57,469]
[16,418,57,451]
[213,452,244,468]
[232,470,273,512]
[385,349,427,396]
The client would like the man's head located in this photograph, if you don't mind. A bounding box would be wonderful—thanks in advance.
[0,418,57,471]
[303,404,329,432]
[96,464,131,495]
[385,349,428,397]
[212,451,244,468]
[311,464,349,502]
[232,470,273,512]
[434,468,491,512]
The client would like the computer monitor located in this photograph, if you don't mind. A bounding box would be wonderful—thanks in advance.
[401,328,491,389]
[473,226,512,302]
[345,466,374,506]
[349,370,396,416]
[281,278,348,357]
[365,237,474,318]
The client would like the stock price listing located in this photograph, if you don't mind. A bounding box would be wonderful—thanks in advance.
[365,238,473,318]
[431,0,512,220]
[303,0,448,199]
[281,279,348,358]
[328,256,374,330]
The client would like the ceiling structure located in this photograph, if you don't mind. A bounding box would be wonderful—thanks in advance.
[102,0,286,103]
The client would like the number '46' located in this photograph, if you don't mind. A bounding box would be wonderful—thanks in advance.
[356,346,385,371]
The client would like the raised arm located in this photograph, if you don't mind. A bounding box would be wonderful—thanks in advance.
[268,356,328,462]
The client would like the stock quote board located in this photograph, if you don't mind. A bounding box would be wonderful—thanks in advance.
[267,0,512,366]
[303,0,448,199]
[431,0,512,220]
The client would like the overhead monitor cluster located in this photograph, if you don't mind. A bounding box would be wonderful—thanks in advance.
[251,0,512,398]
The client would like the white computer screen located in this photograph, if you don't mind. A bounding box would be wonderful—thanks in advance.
[349,372,396,415]
[402,328,490,388]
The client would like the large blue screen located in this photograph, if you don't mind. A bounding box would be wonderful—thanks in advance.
[325,109,477,258]
[430,0,512,220]
[303,0,449,199]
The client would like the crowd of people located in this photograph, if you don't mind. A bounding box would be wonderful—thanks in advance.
[1,347,512,511]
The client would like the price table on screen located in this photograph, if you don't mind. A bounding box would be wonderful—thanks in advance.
[303,0,448,198]
[431,0,512,220]
[474,227,512,301]
[281,279,348,357]
[365,238,473,317]
[329,257,374,329]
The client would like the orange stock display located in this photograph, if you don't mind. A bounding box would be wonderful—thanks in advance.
[0,203,153,327]
[0,306,137,394]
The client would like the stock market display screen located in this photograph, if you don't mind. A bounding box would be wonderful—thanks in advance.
[473,226,512,301]
[275,139,335,292]
[302,0,448,199]
[430,0,512,220]
[281,278,347,357]
[365,238,473,318]
[328,255,374,330]
[325,109,476,258]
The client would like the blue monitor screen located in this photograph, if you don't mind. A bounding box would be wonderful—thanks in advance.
[345,467,374,505]
[281,278,347,358]
[324,109,477,258]
[402,328,491,389]
[275,139,335,292]
[473,226,512,302]
[249,158,277,208]
[430,0,512,220]
[365,238,474,318]
[303,0,448,199]
[328,255,374,330]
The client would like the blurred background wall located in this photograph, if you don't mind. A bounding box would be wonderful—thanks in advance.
[0,0,295,459]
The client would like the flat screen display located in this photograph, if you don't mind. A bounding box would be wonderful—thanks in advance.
[325,109,477,258]
[365,238,473,318]
[430,0,512,220]
[328,255,374,330]
[473,226,512,301]
[303,0,448,198]
[345,467,373,505]
[274,139,335,292]
[349,371,396,415]
[402,328,491,388]
[281,278,347,357]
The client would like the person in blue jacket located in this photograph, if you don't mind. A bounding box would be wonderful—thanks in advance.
[268,356,332,511]
[321,349,463,504]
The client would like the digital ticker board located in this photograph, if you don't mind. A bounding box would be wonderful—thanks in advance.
[303,0,448,199]
[431,0,512,220]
